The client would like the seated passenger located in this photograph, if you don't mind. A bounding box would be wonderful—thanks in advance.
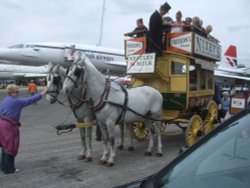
[192,16,206,36]
[170,11,185,33]
[204,24,218,43]
[183,17,192,32]
[124,18,148,38]
[162,16,173,33]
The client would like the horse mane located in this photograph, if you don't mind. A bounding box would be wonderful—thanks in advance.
[81,54,106,81]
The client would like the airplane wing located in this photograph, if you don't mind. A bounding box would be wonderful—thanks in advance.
[107,61,126,66]
[23,73,47,77]
[215,71,250,81]
[12,73,47,77]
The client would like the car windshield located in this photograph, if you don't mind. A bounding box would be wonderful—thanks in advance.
[155,109,250,188]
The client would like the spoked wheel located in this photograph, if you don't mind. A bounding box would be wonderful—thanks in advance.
[204,100,218,134]
[133,122,148,141]
[185,115,203,146]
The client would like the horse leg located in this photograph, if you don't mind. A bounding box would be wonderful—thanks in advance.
[84,127,93,162]
[144,120,154,156]
[106,124,116,166]
[154,121,163,157]
[127,123,135,151]
[99,124,109,165]
[78,128,86,160]
[117,123,124,150]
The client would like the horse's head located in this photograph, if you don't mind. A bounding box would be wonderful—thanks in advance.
[46,63,63,104]
[63,58,86,94]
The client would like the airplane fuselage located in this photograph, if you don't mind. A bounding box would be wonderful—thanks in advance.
[0,43,127,75]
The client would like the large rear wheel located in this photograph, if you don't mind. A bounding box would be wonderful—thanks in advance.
[204,100,218,134]
[185,115,203,146]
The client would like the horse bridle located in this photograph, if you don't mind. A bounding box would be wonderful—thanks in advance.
[46,72,62,98]
[65,59,84,90]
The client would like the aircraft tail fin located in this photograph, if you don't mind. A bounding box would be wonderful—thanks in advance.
[224,45,238,68]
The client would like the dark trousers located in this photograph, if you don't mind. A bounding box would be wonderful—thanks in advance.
[218,109,227,120]
[1,149,15,174]
[96,125,102,140]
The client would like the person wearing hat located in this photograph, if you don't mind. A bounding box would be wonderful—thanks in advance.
[0,84,48,174]
[148,2,171,57]
[218,91,231,122]
[124,18,148,38]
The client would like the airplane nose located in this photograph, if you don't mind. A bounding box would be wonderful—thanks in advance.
[0,48,13,61]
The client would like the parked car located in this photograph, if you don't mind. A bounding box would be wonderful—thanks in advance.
[116,108,250,188]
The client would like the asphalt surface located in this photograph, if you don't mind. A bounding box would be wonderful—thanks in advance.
[0,87,185,188]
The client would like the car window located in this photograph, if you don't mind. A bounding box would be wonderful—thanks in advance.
[156,110,250,187]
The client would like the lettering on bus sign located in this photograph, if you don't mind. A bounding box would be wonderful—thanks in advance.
[194,34,221,61]
[167,32,192,54]
[125,37,146,58]
[127,53,156,74]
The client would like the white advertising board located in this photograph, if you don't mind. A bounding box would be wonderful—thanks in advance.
[127,53,156,74]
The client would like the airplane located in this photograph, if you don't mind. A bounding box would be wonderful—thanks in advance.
[0,64,48,79]
[0,42,249,87]
[215,45,250,76]
[214,45,250,86]
[0,43,127,75]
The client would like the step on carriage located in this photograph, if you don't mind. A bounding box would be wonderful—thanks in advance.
[125,30,221,146]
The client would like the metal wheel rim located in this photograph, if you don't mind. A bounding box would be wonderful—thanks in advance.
[204,100,218,134]
[186,115,203,146]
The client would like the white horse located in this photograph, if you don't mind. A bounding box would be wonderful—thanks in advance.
[46,63,93,162]
[63,56,163,166]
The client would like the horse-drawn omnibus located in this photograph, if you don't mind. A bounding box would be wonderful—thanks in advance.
[125,30,221,146]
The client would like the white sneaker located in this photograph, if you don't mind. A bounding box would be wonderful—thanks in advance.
[14,169,21,173]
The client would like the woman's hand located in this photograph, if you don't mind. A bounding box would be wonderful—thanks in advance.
[41,86,49,95]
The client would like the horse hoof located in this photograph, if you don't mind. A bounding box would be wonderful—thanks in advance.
[77,155,86,160]
[99,160,106,165]
[85,157,92,162]
[144,151,152,156]
[156,153,163,157]
[128,147,135,151]
[106,162,114,167]
[117,145,124,150]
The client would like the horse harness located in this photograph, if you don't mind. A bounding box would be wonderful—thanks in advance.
[88,79,128,125]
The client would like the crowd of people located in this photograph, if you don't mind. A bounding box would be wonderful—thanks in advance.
[124,2,219,57]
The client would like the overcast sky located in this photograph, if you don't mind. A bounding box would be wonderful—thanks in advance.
[0,0,250,67]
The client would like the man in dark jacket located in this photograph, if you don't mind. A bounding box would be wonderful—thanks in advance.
[148,2,171,57]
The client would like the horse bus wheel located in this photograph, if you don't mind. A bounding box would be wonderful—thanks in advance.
[133,122,148,141]
[185,115,203,146]
[204,100,218,134]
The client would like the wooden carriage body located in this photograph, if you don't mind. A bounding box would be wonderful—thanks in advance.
[125,31,222,146]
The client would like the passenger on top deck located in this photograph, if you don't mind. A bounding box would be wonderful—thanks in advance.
[192,16,206,36]
[124,18,148,38]
[162,16,173,33]
[148,2,171,57]
[183,17,192,32]
[170,11,185,33]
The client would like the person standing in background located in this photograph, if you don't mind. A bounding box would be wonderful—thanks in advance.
[27,80,37,96]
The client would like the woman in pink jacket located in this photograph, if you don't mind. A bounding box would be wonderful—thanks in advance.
[0,84,48,174]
